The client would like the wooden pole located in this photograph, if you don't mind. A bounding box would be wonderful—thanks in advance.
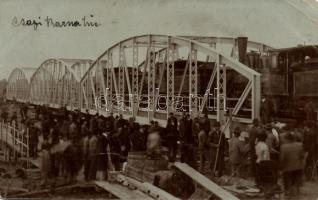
[213,131,223,174]
[5,122,8,162]
[1,121,2,152]
[213,110,233,175]
[26,127,29,169]
[13,122,16,162]
[19,129,22,160]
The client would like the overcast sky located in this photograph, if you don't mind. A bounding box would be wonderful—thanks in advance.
[0,0,318,80]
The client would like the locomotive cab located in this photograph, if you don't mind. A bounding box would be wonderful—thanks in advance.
[262,45,318,120]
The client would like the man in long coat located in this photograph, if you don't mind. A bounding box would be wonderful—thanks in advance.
[180,113,196,168]
[166,112,178,162]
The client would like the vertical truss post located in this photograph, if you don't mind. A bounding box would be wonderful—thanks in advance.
[96,60,101,112]
[119,44,126,114]
[132,39,139,117]
[33,71,36,102]
[155,49,166,111]
[76,66,80,108]
[106,52,113,113]
[89,69,97,110]
[71,73,75,110]
[216,55,227,123]
[167,37,175,116]
[51,60,56,105]
[123,48,132,111]
[61,66,65,106]
[58,61,63,106]
[81,78,88,110]
[55,62,58,105]
[46,63,50,104]
[189,43,198,117]
[98,59,107,112]
[49,61,53,105]
[85,70,90,109]
[84,68,90,109]
[73,67,78,109]
[40,68,44,104]
[84,72,89,109]
[70,72,73,108]
[16,72,19,100]
[79,63,83,110]
[42,65,45,104]
[43,65,47,104]
[38,75,41,104]
[64,68,68,106]
[148,36,156,121]
[64,70,67,106]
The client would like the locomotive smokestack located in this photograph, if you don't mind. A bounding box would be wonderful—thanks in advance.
[237,36,248,64]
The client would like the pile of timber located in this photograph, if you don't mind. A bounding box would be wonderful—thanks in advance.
[25,168,41,180]
[125,152,169,183]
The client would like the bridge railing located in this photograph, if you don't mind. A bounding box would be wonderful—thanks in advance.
[0,121,29,166]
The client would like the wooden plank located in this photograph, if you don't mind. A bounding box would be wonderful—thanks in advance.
[94,181,154,200]
[143,182,180,200]
[174,162,240,200]
[11,183,82,198]
[29,158,40,168]
[19,157,41,168]
[0,186,29,193]
[117,175,180,200]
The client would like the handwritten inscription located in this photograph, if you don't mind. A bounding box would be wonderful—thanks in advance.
[12,15,101,30]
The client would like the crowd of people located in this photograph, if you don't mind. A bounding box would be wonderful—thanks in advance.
[0,103,317,198]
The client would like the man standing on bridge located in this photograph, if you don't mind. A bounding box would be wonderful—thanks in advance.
[180,113,196,169]
[166,112,178,162]
[28,121,39,159]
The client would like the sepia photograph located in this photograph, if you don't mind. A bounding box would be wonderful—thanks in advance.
[0,0,318,199]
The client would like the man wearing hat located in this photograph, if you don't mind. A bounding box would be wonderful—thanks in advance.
[229,127,249,177]
[28,120,39,159]
[249,118,262,177]
[265,123,280,162]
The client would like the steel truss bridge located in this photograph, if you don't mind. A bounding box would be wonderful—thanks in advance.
[6,34,273,128]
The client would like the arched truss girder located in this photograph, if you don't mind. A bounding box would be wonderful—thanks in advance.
[6,68,36,102]
[179,36,274,55]
[81,34,262,128]
[130,36,273,76]
[30,58,91,108]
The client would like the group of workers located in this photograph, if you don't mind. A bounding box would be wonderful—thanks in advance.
[0,102,317,198]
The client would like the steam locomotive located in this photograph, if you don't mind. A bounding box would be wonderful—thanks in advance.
[246,45,318,120]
